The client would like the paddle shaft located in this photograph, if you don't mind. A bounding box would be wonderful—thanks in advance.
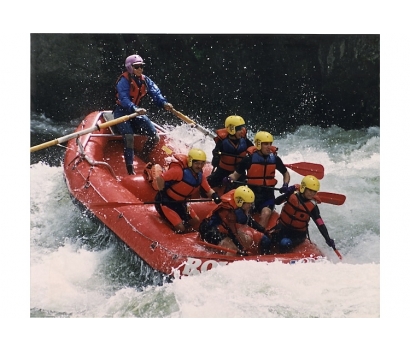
[90,198,214,209]
[170,108,217,138]
[333,248,343,260]
[30,110,146,152]
[197,241,238,255]
[232,181,345,205]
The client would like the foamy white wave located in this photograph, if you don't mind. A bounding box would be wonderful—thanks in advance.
[30,243,111,315]
[169,260,379,318]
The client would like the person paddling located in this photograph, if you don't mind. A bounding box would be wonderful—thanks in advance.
[207,115,254,191]
[199,186,272,256]
[154,148,221,233]
[227,131,291,229]
[114,54,173,174]
[271,175,337,253]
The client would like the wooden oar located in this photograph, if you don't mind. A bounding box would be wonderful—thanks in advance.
[170,108,217,138]
[285,162,324,179]
[89,198,214,209]
[30,109,146,152]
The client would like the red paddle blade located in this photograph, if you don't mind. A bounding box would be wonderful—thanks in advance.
[334,248,343,260]
[317,192,346,205]
[285,162,325,179]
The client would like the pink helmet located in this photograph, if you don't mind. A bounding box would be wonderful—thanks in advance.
[125,54,145,73]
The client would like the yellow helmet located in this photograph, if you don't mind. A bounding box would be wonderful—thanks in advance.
[300,175,320,193]
[234,186,255,207]
[254,131,274,150]
[225,115,246,135]
[188,148,207,167]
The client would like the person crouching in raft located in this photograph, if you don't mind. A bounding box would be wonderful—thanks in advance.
[271,175,336,253]
[199,186,273,256]
[154,148,221,233]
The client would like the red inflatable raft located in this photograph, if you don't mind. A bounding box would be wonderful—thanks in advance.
[62,111,326,277]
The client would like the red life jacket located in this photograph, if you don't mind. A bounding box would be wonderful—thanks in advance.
[164,154,203,201]
[214,127,247,141]
[214,190,238,212]
[115,72,147,106]
[206,190,264,253]
[245,146,278,187]
[213,128,229,143]
[206,190,239,235]
[279,192,317,231]
[214,129,248,172]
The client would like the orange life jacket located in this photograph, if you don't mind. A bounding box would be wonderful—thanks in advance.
[245,146,278,187]
[213,128,229,143]
[214,190,238,212]
[214,129,249,172]
[115,72,147,106]
[279,192,317,231]
[164,154,203,201]
[207,190,248,234]
[213,127,247,142]
[205,190,264,253]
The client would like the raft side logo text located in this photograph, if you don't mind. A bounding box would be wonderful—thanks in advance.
[182,257,229,276]
[289,257,317,264]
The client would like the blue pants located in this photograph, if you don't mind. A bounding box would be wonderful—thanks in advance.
[113,106,158,165]
[249,185,275,212]
[272,222,307,253]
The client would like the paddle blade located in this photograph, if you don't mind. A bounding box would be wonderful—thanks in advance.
[285,162,325,179]
[334,248,343,260]
[317,192,346,205]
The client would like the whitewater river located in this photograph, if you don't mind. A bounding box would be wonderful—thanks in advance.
[22,111,395,347]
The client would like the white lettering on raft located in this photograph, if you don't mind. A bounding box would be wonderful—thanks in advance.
[181,258,229,276]
[180,256,319,276]
[289,257,317,264]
